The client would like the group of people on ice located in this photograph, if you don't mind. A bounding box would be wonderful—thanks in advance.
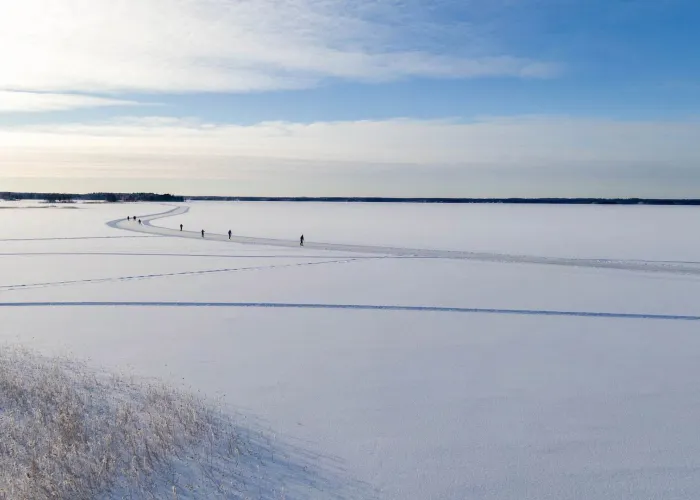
[128,216,305,246]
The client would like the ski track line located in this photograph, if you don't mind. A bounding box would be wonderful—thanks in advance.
[0,257,366,291]
[0,235,155,242]
[0,252,378,259]
[108,206,700,276]
[0,301,698,321]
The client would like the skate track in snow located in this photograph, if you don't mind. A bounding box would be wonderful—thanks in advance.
[1,301,699,321]
[108,205,700,276]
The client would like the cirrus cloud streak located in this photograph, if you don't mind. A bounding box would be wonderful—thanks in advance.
[0,0,559,96]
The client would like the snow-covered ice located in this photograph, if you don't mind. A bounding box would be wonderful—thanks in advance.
[2,201,700,499]
[159,201,700,260]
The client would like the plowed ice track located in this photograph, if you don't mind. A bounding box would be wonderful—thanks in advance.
[110,204,700,276]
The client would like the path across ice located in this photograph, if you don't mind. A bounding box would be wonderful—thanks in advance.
[109,205,700,276]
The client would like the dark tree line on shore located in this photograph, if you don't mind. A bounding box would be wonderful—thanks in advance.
[0,192,185,203]
[2,192,700,205]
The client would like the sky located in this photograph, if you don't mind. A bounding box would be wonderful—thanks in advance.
[1,0,699,197]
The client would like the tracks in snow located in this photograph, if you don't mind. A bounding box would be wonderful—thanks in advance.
[108,205,700,276]
[0,301,698,321]
[0,257,365,291]
[0,252,369,259]
[0,205,696,321]
[0,235,155,242]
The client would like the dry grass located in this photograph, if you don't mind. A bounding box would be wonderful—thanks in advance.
[0,347,244,499]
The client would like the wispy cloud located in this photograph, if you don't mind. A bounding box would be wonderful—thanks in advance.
[0,91,145,113]
[0,0,559,96]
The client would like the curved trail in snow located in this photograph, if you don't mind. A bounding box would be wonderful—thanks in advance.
[108,205,700,276]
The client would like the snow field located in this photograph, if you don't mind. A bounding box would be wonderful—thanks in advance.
[2,307,700,499]
[2,201,700,499]
[159,201,700,261]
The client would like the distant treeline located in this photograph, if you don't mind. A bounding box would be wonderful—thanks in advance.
[0,192,185,202]
[187,196,700,205]
[2,193,700,205]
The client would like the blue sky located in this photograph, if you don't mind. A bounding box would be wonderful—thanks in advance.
[1,0,699,196]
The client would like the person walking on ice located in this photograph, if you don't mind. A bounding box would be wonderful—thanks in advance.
[201,229,205,238]
[180,224,183,231]
[228,230,232,240]
[127,216,130,221]
[138,219,142,225]
[300,234,304,246]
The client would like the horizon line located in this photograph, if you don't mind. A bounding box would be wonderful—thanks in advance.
[3,192,700,205]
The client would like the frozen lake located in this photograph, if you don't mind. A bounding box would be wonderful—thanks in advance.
[160,201,700,260]
[2,200,700,499]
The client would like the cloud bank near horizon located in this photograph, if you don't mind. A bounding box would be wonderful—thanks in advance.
[3,116,699,197]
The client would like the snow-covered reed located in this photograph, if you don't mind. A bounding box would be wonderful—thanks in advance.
[0,347,243,499]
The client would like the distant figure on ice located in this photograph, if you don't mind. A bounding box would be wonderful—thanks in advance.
[201,229,205,238]
[138,219,142,225]
[300,234,304,246]
[180,224,183,231]
[127,216,130,221]
[228,230,232,240]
